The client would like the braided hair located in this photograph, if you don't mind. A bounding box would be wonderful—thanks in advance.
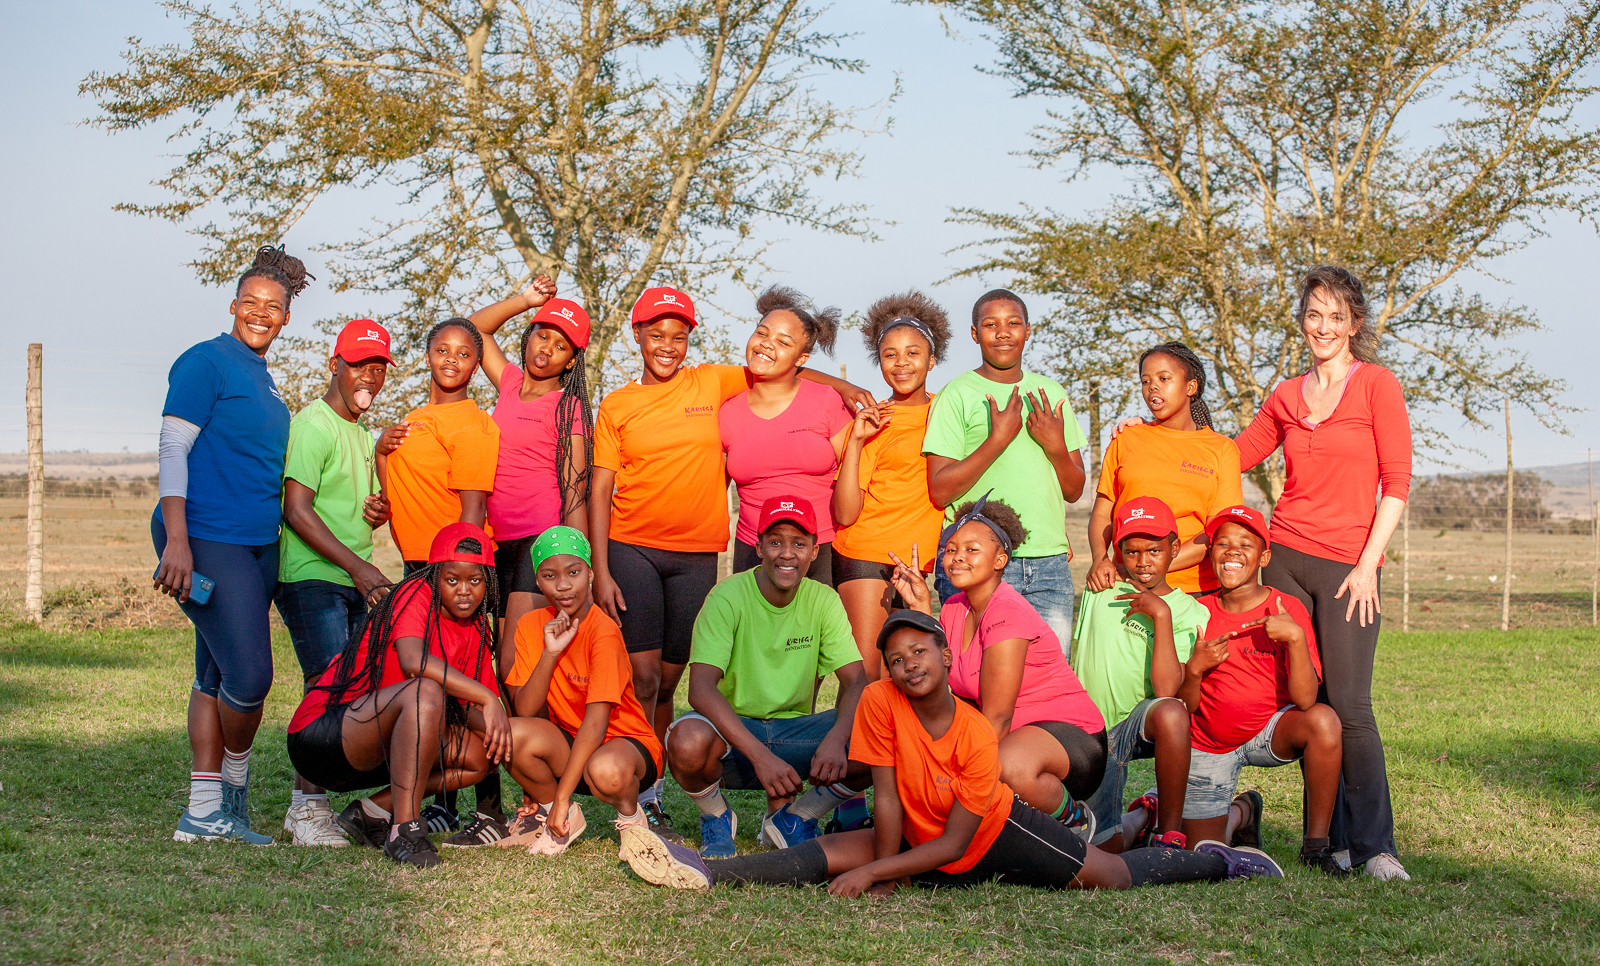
[518,325,594,517]
[1139,341,1212,429]
[862,290,952,363]
[425,317,485,361]
[756,285,841,355]
[236,245,314,303]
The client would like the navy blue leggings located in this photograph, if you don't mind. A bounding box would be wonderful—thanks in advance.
[152,514,277,714]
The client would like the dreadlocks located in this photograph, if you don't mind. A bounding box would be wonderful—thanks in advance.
[518,325,595,518]
[237,245,314,303]
[1139,341,1213,429]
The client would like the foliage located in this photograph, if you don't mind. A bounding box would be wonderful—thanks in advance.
[83,0,883,409]
[1410,469,1551,530]
[927,0,1599,500]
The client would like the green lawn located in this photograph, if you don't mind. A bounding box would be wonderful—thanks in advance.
[1,625,1596,965]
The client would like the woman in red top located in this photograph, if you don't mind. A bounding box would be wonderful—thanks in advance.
[1232,266,1412,881]
[285,522,511,868]
[614,610,1275,893]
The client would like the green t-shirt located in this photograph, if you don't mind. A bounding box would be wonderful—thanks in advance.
[278,399,378,586]
[1070,583,1208,729]
[689,570,860,720]
[921,369,1087,558]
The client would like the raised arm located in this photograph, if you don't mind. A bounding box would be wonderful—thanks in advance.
[468,277,556,389]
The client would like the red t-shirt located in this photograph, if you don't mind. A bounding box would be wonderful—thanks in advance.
[1190,593,1322,754]
[288,582,498,733]
[1233,363,1412,564]
[849,680,1013,874]
[720,380,853,544]
[940,583,1105,736]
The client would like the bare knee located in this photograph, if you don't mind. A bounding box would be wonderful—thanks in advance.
[585,754,633,797]
[411,676,446,716]
[1145,698,1190,742]
[667,719,719,778]
[1307,704,1342,747]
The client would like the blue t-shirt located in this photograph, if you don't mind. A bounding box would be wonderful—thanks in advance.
[157,334,291,545]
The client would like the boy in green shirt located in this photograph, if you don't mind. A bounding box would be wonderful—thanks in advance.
[922,289,1087,653]
[1072,496,1207,851]
[273,320,396,846]
[668,496,870,859]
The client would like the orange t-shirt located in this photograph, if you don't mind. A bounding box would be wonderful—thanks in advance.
[593,364,749,553]
[386,400,500,561]
[506,605,663,770]
[832,396,942,569]
[849,679,1013,874]
[1096,423,1243,592]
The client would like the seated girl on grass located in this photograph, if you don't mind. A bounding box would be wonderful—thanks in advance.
[285,522,511,868]
[616,609,1280,894]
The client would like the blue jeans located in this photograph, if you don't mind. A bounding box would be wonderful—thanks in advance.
[936,551,1076,659]
[273,579,367,690]
[1083,697,1169,844]
[668,709,839,791]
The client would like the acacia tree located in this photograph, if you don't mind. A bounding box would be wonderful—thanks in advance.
[85,0,876,412]
[931,0,1598,500]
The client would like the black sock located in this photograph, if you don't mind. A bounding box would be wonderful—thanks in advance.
[1122,846,1228,886]
[475,772,504,821]
[1300,836,1331,856]
[706,838,829,888]
[436,789,455,813]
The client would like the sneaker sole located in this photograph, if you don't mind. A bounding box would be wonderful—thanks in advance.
[173,828,275,846]
[1195,840,1283,878]
[291,830,352,847]
[620,826,711,891]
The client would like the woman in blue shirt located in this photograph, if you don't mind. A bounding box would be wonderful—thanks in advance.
[153,246,312,845]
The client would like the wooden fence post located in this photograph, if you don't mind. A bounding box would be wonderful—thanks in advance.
[25,344,44,623]
[1402,501,1410,633]
[1500,397,1512,632]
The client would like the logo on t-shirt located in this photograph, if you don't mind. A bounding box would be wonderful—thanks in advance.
[783,634,814,652]
[565,671,590,686]
[1180,459,1215,477]
[934,773,952,787]
[684,405,714,416]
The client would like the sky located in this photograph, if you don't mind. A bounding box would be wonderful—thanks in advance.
[1,0,1594,474]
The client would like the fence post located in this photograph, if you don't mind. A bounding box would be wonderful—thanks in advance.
[25,344,44,623]
[1500,397,1512,632]
[1402,501,1410,633]
[1087,379,1102,484]
[1589,448,1596,627]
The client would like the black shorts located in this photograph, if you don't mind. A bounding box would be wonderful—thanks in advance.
[732,540,834,587]
[911,796,1088,889]
[286,704,392,794]
[494,533,541,612]
[556,727,659,795]
[1029,721,1109,802]
[606,540,718,664]
[403,560,425,577]
[830,548,895,586]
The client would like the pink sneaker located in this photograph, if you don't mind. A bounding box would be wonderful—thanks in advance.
[495,803,549,849]
[528,803,586,856]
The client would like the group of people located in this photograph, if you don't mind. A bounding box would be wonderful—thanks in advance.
[150,245,1414,894]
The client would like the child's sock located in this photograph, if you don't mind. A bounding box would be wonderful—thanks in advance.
[614,806,646,828]
[304,792,328,806]
[787,782,851,821]
[833,793,870,829]
[687,782,728,818]
[1123,846,1229,886]
[360,797,393,821]
[474,772,504,821]
[221,746,251,787]
[291,788,306,810]
[1048,791,1073,820]
[188,771,222,816]
[708,838,829,887]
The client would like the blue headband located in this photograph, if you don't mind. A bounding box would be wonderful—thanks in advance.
[940,490,1013,554]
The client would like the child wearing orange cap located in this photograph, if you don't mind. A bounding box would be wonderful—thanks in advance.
[285,522,511,868]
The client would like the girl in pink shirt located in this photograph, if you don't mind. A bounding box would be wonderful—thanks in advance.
[721,286,855,585]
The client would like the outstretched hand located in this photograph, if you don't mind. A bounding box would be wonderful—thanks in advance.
[887,544,932,615]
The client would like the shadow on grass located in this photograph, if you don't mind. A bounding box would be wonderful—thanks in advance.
[0,626,175,671]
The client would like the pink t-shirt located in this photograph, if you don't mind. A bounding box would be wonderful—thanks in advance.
[720,380,852,544]
[940,582,1105,735]
[487,365,567,541]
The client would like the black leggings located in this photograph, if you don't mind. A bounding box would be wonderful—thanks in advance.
[1031,720,1109,802]
[606,541,720,665]
[1264,542,1395,865]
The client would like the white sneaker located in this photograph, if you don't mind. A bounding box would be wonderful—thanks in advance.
[1332,849,1352,871]
[1363,852,1410,881]
[286,800,351,847]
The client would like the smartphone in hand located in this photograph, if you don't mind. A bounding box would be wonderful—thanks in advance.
[153,568,215,605]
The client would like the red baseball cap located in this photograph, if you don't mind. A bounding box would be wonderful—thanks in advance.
[1205,505,1270,548]
[631,286,696,329]
[757,495,818,536]
[530,298,591,350]
[427,521,496,566]
[333,319,394,365]
[1113,496,1178,544]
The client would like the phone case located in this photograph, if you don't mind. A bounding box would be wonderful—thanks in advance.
[152,568,215,605]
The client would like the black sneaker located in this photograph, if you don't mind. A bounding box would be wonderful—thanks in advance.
[421,802,460,834]
[441,811,511,848]
[643,800,686,844]
[384,819,442,868]
[1299,842,1354,878]
[336,801,391,849]
[1230,790,1263,849]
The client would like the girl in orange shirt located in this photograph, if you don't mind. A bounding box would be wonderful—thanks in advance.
[832,291,952,680]
[616,609,1278,892]
[1087,342,1244,595]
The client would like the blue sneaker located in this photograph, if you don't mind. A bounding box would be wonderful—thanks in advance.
[1195,839,1284,879]
[760,805,819,850]
[221,776,275,845]
[621,825,714,891]
[698,808,738,859]
[173,808,275,845]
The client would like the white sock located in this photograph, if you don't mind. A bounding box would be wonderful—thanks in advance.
[304,792,328,811]
[221,746,251,786]
[615,806,645,827]
[638,783,658,806]
[788,782,851,822]
[360,797,392,821]
[188,771,222,816]
[687,782,728,818]
[291,789,306,810]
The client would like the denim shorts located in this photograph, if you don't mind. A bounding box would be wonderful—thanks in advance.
[1083,696,1177,844]
[1184,706,1296,820]
[667,709,839,791]
[936,551,1075,659]
[273,578,367,690]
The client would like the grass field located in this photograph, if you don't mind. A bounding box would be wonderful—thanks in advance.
[1,622,1596,965]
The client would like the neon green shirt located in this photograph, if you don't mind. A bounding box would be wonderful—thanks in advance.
[278,400,378,586]
[1070,583,1208,729]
